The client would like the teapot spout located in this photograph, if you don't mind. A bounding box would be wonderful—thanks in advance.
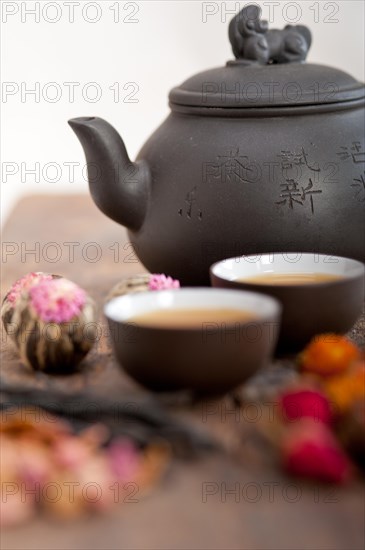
[68,117,150,231]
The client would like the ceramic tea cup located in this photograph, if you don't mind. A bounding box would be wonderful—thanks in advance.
[104,288,281,394]
[210,253,364,354]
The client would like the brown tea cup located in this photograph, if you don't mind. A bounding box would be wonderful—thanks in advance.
[210,253,364,354]
[104,288,281,394]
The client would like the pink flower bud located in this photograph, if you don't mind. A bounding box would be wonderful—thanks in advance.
[29,278,86,323]
[6,272,54,305]
[148,274,180,291]
[282,419,352,483]
[108,439,140,481]
[280,388,333,424]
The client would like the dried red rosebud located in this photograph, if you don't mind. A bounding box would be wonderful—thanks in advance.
[280,388,333,424]
[281,419,352,483]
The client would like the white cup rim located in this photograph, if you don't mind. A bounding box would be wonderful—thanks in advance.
[104,287,281,323]
[211,253,365,283]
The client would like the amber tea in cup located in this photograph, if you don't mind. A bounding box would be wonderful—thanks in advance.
[129,308,257,329]
[237,273,343,286]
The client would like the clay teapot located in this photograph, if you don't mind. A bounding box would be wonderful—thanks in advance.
[69,5,365,285]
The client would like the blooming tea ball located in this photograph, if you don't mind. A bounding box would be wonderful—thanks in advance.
[1,272,59,341]
[11,277,97,372]
[106,273,180,301]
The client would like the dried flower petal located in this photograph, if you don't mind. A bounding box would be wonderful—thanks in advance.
[108,439,140,481]
[148,274,180,291]
[280,388,333,424]
[29,278,86,323]
[52,435,94,471]
[281,419,352,483]
[0,489,36,528]
[5,272,54,305]
[0,408,168,526]
[323,361,365,413]
[300,334,361,377]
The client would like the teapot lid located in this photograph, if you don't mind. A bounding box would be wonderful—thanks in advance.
[169,5,365,113]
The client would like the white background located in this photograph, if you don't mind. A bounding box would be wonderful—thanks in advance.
[1,0,364,225]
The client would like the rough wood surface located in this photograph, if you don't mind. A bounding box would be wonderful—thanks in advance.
[1,195,364,550]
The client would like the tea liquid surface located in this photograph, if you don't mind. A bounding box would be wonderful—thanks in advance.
[129,308,256,328]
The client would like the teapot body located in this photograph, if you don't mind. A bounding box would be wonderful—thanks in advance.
[129,104,364,284]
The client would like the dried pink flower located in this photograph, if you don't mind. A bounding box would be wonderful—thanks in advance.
[108,439,140,481]
[0,489,36,528]
[52,435,93,470]
[148,274,180,291]
[29,278,86,323]
[0,411,167,526]
[6,272,53,304]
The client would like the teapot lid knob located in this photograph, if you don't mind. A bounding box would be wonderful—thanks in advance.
[228,4,312,65]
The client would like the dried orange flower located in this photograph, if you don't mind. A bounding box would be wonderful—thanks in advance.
[300,334,361,377]
[324,361,365,413]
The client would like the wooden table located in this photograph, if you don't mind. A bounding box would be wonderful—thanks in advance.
[1,195,364,550]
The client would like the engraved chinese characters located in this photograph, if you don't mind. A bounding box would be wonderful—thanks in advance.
[336,141,365,203]
[202,142,364,219]
[276,148,322,215]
